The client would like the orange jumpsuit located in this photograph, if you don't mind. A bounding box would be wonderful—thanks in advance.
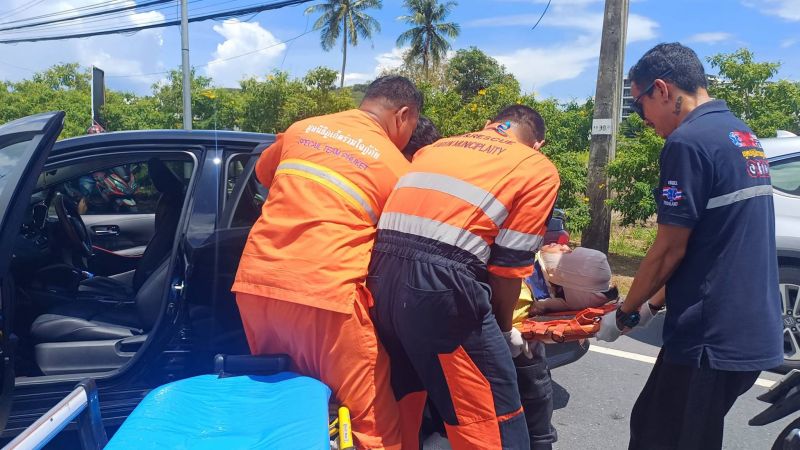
[232,109,409,449]
[368,124,560,449]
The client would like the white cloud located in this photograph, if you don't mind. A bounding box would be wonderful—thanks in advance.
[341,47,408,86]
[491,13,658,92]
[627,15,659,42]
[205,20,287,87]
[781,38,798,48]
[743,0,800,21]
[464,0,658,92]
[495,37,599,90]
[687,32,734,44]
[344,72,372,84]
[375,47,408,74]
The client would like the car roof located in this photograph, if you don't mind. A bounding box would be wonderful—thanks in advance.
[761,136,800,160]
[52,129,275,154]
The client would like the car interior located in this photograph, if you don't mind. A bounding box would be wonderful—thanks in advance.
[9,153,195,378]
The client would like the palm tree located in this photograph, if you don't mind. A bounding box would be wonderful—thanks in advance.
[305,0,382,88]
[396,0,460,78]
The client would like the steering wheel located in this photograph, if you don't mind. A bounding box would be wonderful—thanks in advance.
[54,193,93,258]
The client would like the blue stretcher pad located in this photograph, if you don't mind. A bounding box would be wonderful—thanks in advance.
[105,372,332,450]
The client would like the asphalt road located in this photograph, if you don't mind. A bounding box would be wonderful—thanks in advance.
[550,314,790,450]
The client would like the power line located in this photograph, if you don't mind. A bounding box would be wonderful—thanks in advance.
[0,0,48,22]
[0,0,129,26]
[0,0,314,43]
[0,0,264,37]
[530,0,552,32]
[0,0,173,33]
[0,59,36,73]
[0,1,186,36]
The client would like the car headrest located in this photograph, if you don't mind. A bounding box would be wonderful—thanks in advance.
[148,158,183,195]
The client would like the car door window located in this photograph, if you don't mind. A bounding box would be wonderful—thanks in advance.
[771,155,800,196]
[56,162,156,215]
[0,140,35,198]
[226,154,249,201]
[51,160,193,216]
[228,156,267,228]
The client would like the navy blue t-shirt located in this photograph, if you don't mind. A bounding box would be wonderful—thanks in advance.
[656,99,783,371]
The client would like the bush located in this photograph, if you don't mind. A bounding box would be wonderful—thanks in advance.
[608,115,664,225]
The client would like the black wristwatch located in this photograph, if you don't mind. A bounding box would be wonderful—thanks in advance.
[616,306,641,330]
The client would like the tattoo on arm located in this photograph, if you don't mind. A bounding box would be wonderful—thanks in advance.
[673,96,683,116]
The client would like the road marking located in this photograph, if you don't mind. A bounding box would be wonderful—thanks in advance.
[589,345,776,388]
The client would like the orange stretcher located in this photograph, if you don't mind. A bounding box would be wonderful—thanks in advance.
[520,303,618,343]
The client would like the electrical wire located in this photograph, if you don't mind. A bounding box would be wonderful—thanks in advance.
[0,0,174,32]
[0,0,129,26]
[0,1,201,36]
[0,0,49,22]
[0,1,315,44]
[531,0,552,32]
[0,0,293,37]
[0,59,37,72]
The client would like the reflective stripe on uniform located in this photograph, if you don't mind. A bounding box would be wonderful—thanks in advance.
[276,159,377,224]
[706,184,772,210]
[495,228,544,252]
[378,212,491,262]
[394,172,509,226]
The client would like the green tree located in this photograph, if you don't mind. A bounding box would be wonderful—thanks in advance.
[445,47,508,100]
[305,0,382,88]
[239,72,305,133]
[396,0,459,79]
[529,98,594,233]
[1,64,93,138]
[708,48,800,136]
[102,92,163,131]
[302,66,357,117]
[608,114,664,225]
[238,69,356,134]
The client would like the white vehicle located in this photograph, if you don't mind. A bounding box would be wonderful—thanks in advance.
[762,132,800,370]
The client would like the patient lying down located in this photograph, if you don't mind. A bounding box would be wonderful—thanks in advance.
[528,244,619,315]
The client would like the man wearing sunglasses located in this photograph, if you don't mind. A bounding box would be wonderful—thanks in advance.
[596,42,783,449]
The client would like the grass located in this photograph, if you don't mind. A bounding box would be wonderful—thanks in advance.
[569,215,656,295]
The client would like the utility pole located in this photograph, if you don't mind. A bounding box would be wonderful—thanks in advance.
[180,0,192,130]
[581,0,629,254]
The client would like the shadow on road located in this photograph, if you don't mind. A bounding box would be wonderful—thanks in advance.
[625,314,665,347]
[552,380,571,410]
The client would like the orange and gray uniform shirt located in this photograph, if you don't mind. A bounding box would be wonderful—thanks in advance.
[379,124,560,278]
[232,109,409,313]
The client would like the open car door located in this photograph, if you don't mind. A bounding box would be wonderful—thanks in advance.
[0,112,65,431]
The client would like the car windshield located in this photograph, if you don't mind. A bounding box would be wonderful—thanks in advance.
[0,137,37,199]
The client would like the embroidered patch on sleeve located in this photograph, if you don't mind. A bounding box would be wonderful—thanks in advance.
[661,180,685,207]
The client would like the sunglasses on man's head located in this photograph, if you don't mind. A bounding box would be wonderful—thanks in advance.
[631,69,672,119]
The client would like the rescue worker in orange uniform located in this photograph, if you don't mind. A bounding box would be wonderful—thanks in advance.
[232,76,422,450]
[368,105,561,449]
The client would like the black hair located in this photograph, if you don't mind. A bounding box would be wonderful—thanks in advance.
[362,75,423,112]
[402,116,441,160]
[629,42,708,95]
[493,104,546,144]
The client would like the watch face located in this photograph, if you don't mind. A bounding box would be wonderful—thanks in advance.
[626,311,641,328]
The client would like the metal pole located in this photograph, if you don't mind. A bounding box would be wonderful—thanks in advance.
[581,0,629,253]
[180,0,192,130]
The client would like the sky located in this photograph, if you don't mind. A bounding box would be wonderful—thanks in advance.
[0,0,798,102]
